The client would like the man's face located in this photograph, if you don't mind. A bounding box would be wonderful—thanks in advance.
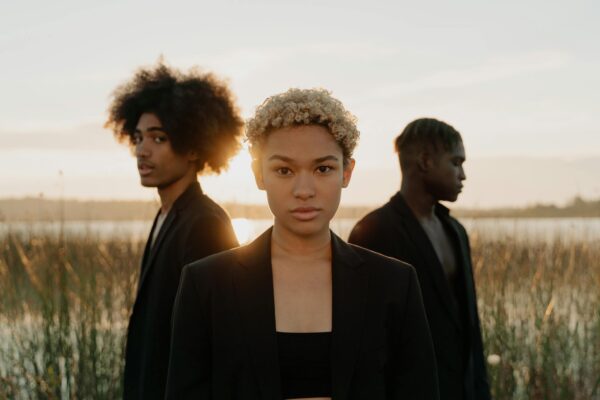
[253,125,354,238]
[424,141,466,202]
[133,113,196,189]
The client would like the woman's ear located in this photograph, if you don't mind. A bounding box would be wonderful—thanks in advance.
[342,158,355,188]
[252,159,265,190]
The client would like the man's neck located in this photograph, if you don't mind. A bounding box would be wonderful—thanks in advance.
[400,184,437,222]
[157,173,197,214]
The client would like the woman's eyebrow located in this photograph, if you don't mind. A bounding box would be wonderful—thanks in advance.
[266,154,339,163]
[314,155,339,163]
[267,154,293,162]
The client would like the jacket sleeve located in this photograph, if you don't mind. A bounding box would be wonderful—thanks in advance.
[389,266,440,399]
[165,265,211,399]
[464,233,492,400]
[473,305,491,400]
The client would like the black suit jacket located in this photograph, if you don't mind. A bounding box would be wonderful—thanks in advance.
[348,192,490,400]
[165,228,439,399]
[123,182,239,400]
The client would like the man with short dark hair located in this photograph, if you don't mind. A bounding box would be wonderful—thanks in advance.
[105,62,242,400]
[349,118,491,400]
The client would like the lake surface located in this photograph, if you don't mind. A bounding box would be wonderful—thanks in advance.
[2,217,600,244]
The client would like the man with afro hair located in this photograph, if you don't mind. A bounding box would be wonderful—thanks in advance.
[105,61,242,400]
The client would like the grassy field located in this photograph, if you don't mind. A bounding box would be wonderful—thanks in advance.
[0,230,599,399]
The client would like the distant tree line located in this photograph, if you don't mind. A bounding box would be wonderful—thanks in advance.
[1,196,599,222]
[453,196,600,218]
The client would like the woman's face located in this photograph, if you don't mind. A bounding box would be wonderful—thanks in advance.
[253,125,354,239]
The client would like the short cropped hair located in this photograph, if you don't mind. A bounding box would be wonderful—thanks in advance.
[395,118,462,170]
[105,62,243,174]
[246,88,359,162]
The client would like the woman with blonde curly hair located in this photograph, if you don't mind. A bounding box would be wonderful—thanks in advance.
[166,88,439,399]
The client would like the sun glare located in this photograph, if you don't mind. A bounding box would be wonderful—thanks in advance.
[232,218,253,244]
[227,146,253,177]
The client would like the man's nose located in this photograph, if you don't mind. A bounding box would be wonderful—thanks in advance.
[135,138,150,158]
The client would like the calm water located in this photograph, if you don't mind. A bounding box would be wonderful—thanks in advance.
[2,217,600,244]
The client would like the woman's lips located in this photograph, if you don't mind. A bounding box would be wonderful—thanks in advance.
[290,207,321,221]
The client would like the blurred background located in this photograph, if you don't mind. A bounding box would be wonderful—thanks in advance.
[1,0,599,208]
[1,1,599,399]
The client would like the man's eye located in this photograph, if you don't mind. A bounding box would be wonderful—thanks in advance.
[154,136,168,144]
[317,165,333,173]
[276,167,292,175]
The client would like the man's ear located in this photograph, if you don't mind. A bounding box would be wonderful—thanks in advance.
[187,151,199,162]
[252,159,265,190]
[417,151,432,172]
[342,158,355,188]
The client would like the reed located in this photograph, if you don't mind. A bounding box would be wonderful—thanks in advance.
[472,235,600,399]
[0,233,141,399]
[0,230,598,399]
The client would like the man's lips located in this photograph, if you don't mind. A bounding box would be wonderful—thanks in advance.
[290,207,321,221]
[138,162,154,176]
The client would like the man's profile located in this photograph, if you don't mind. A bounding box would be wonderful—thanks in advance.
[105,62,242,400]
[349,118,491,400]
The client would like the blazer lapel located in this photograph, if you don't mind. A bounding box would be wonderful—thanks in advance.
[330,232,368,399]
[140,210,160,271]
[136,182,202,297]
[390,193,462,331]
[233,228,281,400]
[136,209,177,296]
[439,212,477,331]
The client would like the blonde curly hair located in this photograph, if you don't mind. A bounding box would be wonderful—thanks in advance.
[246,88,360,161]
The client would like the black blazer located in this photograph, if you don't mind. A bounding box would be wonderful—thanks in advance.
[348,192,491,400]
[123,182,238,400]
[165,228,439,399]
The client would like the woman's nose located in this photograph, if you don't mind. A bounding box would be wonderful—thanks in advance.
[292,172,316,199]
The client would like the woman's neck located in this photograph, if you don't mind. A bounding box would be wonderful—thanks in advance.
[271,223,332,262]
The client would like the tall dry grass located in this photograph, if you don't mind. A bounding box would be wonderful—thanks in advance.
[0,233,141,399]
[0,229,598,399]
[471,234,600,399]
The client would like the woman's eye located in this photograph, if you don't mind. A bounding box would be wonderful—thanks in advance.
[154,136,168,144]
[317,165,333,173]
[132,135,142,144]
[276,167,292,175]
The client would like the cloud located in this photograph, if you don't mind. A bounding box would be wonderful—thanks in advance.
[0,121,117,150]
[367,50,572,99]
[172,42,400,82]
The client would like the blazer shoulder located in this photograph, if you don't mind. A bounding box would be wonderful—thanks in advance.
[350,204,398,239]
[350,243,415,275]
[185,193,232,222]
[183,245,241,280]
[356,203,395,226]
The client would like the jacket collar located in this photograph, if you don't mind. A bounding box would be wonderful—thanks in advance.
[171,181,203,213]
[137,181,203,296]
[233,227,367,399]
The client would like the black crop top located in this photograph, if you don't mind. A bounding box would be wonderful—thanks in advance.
[277,332,332,399]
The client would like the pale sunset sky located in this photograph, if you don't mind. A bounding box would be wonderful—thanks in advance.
[1,0,599,208]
